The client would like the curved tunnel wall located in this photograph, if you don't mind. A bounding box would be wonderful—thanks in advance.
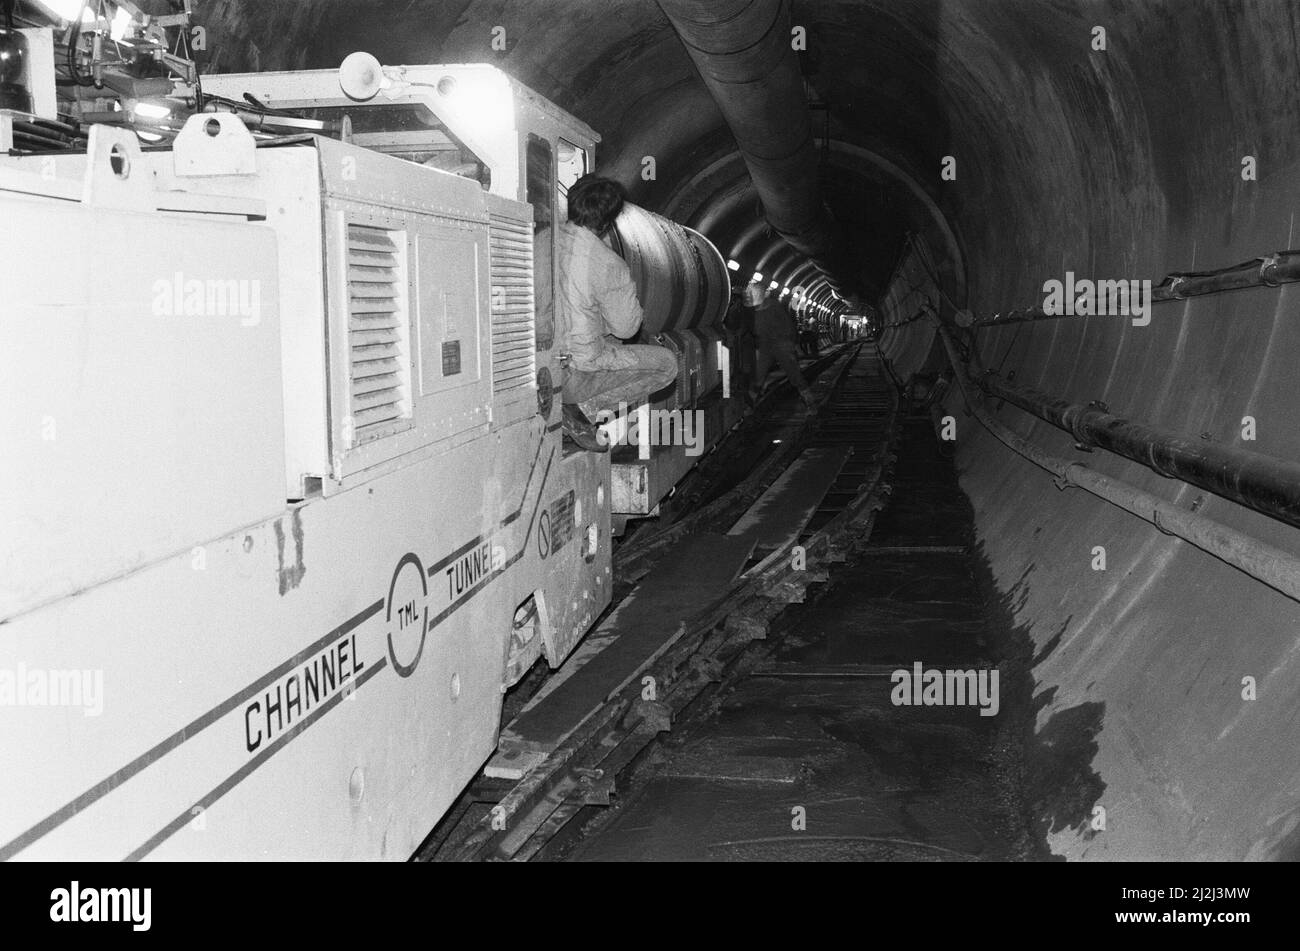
[877,0,1300,860]
[204,0,1300,859]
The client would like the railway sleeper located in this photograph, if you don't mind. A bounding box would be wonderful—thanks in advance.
[446,356,902,861]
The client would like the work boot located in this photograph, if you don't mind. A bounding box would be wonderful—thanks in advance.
[562,403,608,453]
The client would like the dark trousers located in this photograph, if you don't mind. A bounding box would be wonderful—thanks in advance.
[752,336,811,397]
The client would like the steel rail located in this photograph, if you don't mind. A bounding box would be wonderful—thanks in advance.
[427,353,899,860]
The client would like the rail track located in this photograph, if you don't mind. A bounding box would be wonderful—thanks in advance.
[417,345,900,861]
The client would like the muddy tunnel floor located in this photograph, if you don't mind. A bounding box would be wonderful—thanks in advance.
[558,412,1043,861]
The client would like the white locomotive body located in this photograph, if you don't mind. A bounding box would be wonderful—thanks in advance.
[0,59,734,860]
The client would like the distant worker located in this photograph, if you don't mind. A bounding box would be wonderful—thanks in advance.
[725,288,756,380]
[556,175,679,451]
[799,315,821,357]
[746,283,817,412]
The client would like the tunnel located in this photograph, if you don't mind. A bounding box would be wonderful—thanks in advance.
[187,0,1300,863]
[2,0,1297,877]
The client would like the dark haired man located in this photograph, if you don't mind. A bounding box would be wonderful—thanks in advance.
[556,175,678,452]
[745,282,817,412]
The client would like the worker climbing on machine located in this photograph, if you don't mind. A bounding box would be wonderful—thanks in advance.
[746,282,818,412]
[556,174,679,452]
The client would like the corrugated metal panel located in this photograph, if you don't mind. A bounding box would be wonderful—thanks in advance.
[489,213,535,395]
[346,224,408,438]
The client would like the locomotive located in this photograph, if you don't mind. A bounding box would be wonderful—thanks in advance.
[0,53,736,859]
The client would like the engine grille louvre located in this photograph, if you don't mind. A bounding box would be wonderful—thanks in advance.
[346,224,408,439]
[488,214,535,395]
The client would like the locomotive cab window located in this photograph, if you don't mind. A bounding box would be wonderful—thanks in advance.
[526,135,556,350]
[303,102,491,189]
[556,138,588,219]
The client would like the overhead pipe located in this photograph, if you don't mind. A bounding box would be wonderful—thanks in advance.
[976,248,1300,327]
[657,0,849,293]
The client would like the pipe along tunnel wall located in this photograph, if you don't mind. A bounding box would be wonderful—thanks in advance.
[209,0,1300,860]
[873,2,1300,861]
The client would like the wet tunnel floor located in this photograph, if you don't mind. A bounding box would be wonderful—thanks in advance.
[562,415,1038,861]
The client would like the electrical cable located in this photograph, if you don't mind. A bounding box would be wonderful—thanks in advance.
[183,22,203,112]
[993,318,1024,375]
[170,18,188,105]
[201,92,295,117]
[934,315,1300,604]
[66,1,93,86]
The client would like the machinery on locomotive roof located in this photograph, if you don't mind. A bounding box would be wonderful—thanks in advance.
[0,16,740,860]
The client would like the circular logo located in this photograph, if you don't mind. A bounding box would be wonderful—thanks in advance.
[386,553,428,678]
[537,509,551,559]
